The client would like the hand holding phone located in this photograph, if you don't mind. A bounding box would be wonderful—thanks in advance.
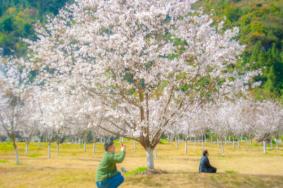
[121,144,126,152]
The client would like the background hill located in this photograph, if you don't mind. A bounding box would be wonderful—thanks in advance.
[0,0,70,56]
[196,0,283,102]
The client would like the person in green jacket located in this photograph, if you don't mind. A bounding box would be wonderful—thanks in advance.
[96,139,126,188]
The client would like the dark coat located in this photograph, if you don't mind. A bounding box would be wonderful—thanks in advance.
[199,156,217,173]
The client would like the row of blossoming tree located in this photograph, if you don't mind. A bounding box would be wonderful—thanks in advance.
[0,0,282,169]
[177,99,283,154]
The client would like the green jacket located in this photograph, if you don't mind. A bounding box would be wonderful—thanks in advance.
[96,151,126,182]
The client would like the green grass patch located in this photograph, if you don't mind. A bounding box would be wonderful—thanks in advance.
[28,153,42,158]
[225,170,238,175]
[159,139,169,144]
[125,167,148,177]
[0,159,8,163]
[0,142,13,152]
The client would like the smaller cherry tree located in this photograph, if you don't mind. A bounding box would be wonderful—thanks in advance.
[205,101,239,154]
[0,56,32,164]
[20,89,41,154]
[37,85,72,158]
[252,101,283,153]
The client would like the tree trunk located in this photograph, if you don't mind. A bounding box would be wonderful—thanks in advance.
[249,138,252,147]
[57,142,60,155]
[233,139,235,149]
[48,142,51,159]
[146,147,154,170]
[84,142,87,152]
[12,137,19,165]
[220,140,224,155]
[263,141,267,154]
[133,141,136,152]
[93,142,96,154]
[237,139,240,149]
[175,136,179,149]
[270,139,273,150]
[185,139,188,155]
[154,148,157,160]
[25,142,29,154]
[275,139,279,150]
[79,138,82,146]
[202,135,205,151]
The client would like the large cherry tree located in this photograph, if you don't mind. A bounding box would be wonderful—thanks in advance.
[28,0,252,169]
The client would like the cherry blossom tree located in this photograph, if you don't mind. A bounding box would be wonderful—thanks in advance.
[179,105,208,149]
[36,87,57,159]
[224,99,281,153]
[27,0,253,169]
[228,100,248,148]
[36,85,78,158]
[69,94,101,153]
[205,99,283,154]
[176,108,199,155]
[0,56,32,164]
[165,123,184,149]
[20,90,41,154]
[208,101,237,154]
[251,101,283,153]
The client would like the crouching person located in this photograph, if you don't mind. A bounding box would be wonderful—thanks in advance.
[199,150,217,173]
[96,139,126,188]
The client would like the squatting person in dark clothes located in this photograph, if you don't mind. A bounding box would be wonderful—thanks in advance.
[199,149,217,173]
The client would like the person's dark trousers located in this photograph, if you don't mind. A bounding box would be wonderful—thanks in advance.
[208,167,217,173]
[200,167,217,173]
[96,172,124,188]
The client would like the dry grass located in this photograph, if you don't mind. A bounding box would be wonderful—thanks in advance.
[0,140,283,188]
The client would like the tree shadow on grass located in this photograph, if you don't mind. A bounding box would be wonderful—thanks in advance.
[124,170,283,188]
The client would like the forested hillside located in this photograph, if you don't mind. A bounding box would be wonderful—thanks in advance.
[0,0,70,56]
[197,0,283,101]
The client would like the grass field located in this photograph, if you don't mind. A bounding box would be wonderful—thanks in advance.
[0,140,283,188]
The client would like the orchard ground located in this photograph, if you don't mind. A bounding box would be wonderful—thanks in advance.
[0,140,283,188]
